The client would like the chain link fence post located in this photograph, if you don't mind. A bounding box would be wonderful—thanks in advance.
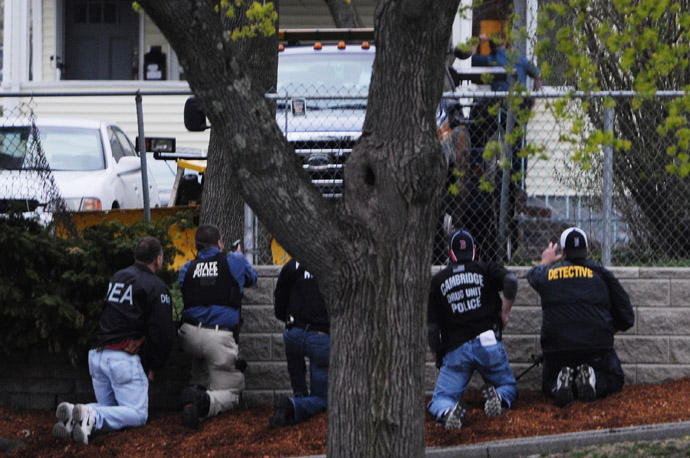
[135,92,151,222]
[602,105,614,266]
[244,203,255,265]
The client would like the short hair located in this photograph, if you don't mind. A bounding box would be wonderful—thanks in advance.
[195,224,222,250]
[134,237,163,264]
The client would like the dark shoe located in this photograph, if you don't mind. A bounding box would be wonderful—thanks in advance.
[554,366,574,407]
[481,384,505,417]
[575,364,596,402]
[268,395,295,427]
[442,400,467,430]
[181,386,210,430]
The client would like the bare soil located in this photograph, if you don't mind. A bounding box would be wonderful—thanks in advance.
[2,377,690,457]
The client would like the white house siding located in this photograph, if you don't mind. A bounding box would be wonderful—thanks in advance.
[41,0,55,82]
[20,82,210,151]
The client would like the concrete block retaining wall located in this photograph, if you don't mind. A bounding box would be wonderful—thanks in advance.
[2,265,689,410]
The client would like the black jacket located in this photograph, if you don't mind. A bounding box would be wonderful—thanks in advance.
[428,261,512,355]
[93,263,175,371]
[527,258,634,355]
[274,259,329,332]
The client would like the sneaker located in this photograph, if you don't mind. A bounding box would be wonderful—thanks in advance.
[442,400,467,430]
[268,395,296,427]
[181,386,210,430]
[52,402,74,439]
[71,404,96,445]
[575,364,597,402]
[481,384,505,417]
[554,366,574,407]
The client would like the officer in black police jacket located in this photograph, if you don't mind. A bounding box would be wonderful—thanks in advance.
[427,229,518,430]
[528,227,634,407]
[269,258,329,427]
[52,237,175,445]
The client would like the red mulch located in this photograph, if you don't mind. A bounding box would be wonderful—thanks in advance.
[3,378,690,457]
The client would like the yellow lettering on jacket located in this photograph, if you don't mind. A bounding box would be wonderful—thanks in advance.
[547,265,594,280]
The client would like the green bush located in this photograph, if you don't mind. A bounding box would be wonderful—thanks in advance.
[0,213,185,365]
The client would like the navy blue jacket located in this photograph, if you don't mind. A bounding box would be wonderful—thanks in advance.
[93,263,175,371]
[528,258,634,355]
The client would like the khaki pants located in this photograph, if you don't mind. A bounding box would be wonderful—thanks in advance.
[179,323,245,417]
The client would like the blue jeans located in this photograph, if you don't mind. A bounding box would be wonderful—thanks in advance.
[282,327,329,422]
[87,349,149,432]
[427,336,517,421]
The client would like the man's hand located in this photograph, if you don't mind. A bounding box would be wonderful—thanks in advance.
[540,242,562,265]
[123,337,145,355]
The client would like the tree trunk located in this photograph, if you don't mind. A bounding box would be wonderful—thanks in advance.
[323,0,363,28]
[199,1,279,243]
[137,1,459,456]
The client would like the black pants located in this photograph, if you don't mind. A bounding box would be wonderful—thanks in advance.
[542,350,625,400]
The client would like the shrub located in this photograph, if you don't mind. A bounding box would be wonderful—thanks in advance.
[0,213,184,365]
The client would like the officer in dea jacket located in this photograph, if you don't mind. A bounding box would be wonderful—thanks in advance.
[52,237,175,445]
[178,224,257,429]
[528,227,634,407]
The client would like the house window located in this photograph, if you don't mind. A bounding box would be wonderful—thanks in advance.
[73,1,120,24]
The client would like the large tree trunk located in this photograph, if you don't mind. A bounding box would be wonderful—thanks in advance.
[138,1,459,456]
[199,1,279,244]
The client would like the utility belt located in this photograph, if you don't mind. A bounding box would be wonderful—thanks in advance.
[286,317,329,335]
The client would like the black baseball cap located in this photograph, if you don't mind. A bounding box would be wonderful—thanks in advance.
[449,229,475,262]
[560,227,588,259]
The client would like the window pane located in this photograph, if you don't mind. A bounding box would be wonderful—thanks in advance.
[88,3,102,24]
[104,3,117,24]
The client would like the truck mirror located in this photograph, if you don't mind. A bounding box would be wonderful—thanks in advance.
[184,96,209,132]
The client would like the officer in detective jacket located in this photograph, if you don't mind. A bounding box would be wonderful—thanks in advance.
[528,227,634,408]
[177,224,258,429]
[52,237,175,445]
[269,258,330,427]
[427,229,518,430]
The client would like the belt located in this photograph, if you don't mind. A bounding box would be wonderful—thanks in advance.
[183,318,235,333]
[290,321,329,335]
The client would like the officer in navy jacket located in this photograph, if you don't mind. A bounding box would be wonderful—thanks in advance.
[52,237,175,445]
[427,229,518,430]
[269,258,330,427]
[528,227,634,407]
[177,224,257,429]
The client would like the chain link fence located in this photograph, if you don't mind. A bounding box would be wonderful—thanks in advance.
[268,88,690,267]
[0,102,76,236]
[3,90,690,267]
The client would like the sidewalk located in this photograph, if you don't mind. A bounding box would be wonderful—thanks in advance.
[294,421,690,458]
[425,421,690,457]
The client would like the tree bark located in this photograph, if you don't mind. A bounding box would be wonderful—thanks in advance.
[137,1,459,456]
[199,1,279,244]
[323,0,363,28]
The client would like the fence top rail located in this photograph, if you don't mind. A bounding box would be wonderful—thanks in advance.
[1,88,687,99]
[0,90,195,97]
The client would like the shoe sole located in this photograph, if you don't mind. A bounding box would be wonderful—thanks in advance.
[71,405,91,445]
[53,403,73,438]
[444,402,467,430]
[554,369,574,407]
[181,387,200,430]
[576,367,596,402]
[481,385,503,417]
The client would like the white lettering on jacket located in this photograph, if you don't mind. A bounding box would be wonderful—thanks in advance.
[192,261,219,279]
[107,282,133,306]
